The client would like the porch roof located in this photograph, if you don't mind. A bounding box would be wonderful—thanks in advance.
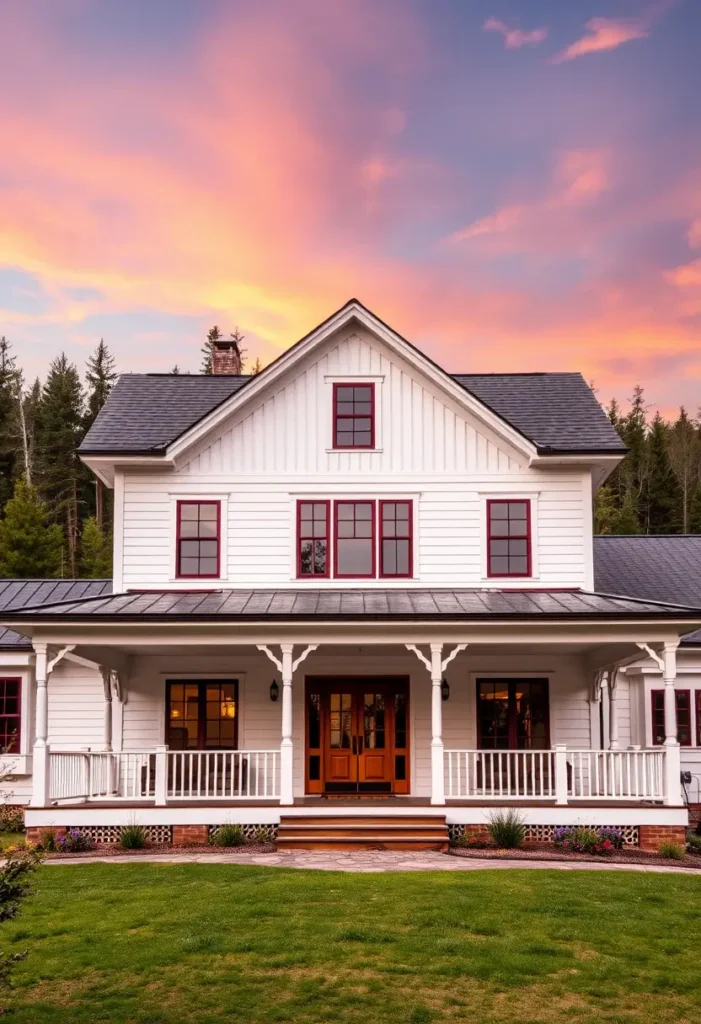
[3,587,701,624]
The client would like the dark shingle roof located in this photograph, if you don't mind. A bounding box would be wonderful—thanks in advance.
[80,371,624,457]
[80,375,249,454]
[594,536,701,644]
[0,580,112,649]
[2,587,697,623]
[454,373,624,453]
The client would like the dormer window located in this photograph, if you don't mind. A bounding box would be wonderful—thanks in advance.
[176,501,220,578]
[333,383,374,449]
[487,500,531,578]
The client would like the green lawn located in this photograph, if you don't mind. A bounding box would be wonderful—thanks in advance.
[2,864,701,1023]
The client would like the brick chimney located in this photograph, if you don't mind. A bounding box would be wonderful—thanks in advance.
[212,337,242,375]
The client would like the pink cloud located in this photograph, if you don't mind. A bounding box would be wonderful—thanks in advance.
[552,4,677,64]
[483,17,548,49]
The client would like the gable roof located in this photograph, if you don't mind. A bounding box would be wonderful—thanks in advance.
[80,300,624,458]
[0,580,112,650]
[593,535,701,645]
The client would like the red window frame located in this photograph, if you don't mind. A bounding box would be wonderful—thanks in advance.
[651,689,692,746]
[333,500,376,579]
[332,382,375,450]
[379,500,413,579]
[486,499,532,578]
[176,500,221,579]
[696,691,701,749]
[296,500,331,579]
[0,678,21,754]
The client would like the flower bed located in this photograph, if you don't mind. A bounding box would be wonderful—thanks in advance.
[449,845,701,869]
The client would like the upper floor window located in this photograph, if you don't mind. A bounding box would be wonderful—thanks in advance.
[334,501,375,577]
[652,689,692,746]
[333,383,375,449]
[380,501,413,578]
[176,501,220,578]
[298,501,330,578]
[487,500,531,578]
[0,678,20,753]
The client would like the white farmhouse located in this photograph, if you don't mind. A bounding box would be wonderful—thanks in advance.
[2,300,699,851]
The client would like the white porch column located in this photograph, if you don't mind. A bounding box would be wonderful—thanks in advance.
[663,640,683,806]
[600,671,610,750]
[100,668,113,752]
[30,643,50,808]
[608,670,620,750]
[430,643,445,807]
[280,643,294,807]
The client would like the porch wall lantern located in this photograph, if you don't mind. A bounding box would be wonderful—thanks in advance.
[269,680,280,702]
[441,678,450,702]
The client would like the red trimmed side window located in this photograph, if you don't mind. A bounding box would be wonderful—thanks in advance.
[176,501,220,578]
[333,383,375,449]
[297,501,330,578]
[0,678,21,754]
[380,501,413,578]
[697,691,701,749]
[334,501,375,578]
[487,500,531,578]
[651,689,692,746]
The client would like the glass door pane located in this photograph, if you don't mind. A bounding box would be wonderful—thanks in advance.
[514,681,549,749]
[477,681,511,748]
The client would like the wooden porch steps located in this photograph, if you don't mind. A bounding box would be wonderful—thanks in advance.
[277,814,449,851]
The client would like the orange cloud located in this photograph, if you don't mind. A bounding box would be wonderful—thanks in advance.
[483,17,548,49]
[552,17,650,63]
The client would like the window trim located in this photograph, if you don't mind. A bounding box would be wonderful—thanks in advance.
[486,498,532,579]
[651,688,692,746]
[379,499,414,579]
[175,500,221,580]
[333,500,376,579]
[296,500,331,579]
[332,382,375,450]
[0,677,21,755]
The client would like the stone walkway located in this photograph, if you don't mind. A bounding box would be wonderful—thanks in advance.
[45,850,701,874]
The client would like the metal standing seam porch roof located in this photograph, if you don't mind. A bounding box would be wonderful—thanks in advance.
[2,587,701,624]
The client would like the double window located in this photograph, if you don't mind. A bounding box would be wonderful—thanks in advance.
[297,499,412,580]
[176,501,220,578]
[487,500,531,578]
[651,689,692,746]
[0,678,20,754]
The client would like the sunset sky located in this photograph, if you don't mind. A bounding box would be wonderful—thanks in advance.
[1,0,699,414]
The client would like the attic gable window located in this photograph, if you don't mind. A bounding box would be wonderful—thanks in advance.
[487,500,531,578]
[176,501,220,578]
[333,383,375,449]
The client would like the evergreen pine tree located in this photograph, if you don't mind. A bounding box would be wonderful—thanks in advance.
[646,413,681,533]
[84,340,117,429]
[34,354,85,575]
[201,326,221,375]
[0,338,19,512]
[0,478,63,578]
[78,516,112,577]
[666,407,701,533]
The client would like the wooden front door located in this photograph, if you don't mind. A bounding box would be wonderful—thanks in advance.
[306,678,409,794]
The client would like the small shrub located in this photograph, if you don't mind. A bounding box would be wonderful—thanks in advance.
[0,806,25,834]
[686,834,701,856]
[487,809,526,849]
[454,833,491,849]
[553,826,614,856]
[57,829,95,853]
[119,825,148,850]
[210,823,245,847]
[658,841,685,860]
[38,829,58,852]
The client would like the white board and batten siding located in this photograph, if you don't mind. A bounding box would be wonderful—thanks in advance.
[119,326,593,591]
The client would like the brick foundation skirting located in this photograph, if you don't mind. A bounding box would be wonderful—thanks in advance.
[638,825,687,852]
[172,825,209,847]
[26,826,66,844]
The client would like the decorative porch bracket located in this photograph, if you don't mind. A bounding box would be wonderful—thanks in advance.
[406,643,467,805]
[257,644,319,805]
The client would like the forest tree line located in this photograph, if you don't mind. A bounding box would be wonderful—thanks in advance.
[0,327,250,579]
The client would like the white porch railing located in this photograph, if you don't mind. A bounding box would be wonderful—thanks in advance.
[445,750,556,799]
[49,749,280,804]
[444,747,666,803]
